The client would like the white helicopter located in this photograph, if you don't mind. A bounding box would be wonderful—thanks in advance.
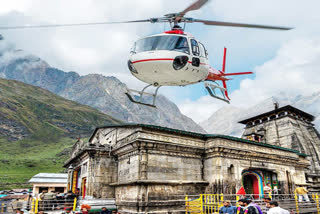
[0,0,292,107]
[125,0,292,107]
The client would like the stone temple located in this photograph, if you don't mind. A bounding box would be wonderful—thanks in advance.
[239,104,320,192]
[64,105,320,213]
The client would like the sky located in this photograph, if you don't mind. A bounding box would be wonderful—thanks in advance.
[1,0,320,123]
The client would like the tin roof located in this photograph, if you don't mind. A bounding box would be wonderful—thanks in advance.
[28,173,67,184]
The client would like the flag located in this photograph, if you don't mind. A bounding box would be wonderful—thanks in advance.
[237,186,246,195]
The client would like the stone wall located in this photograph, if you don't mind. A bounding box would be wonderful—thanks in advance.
[87,153,117,198]
[242,114,320,191]
[65,125,311,213]
[147,154,202,181]
[114,183,207,213]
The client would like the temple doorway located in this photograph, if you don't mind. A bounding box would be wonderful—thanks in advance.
[242,170,263,198]
[81,177,87,198]
[243,174,259,198]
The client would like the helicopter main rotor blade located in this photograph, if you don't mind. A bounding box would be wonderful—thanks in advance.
[178,0,209,18]
[0,19,152,30]
[193,19,293,30]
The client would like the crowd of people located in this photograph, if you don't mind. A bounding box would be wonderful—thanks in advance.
[13,185,312,214]
[219,184,312,214]
[219,198,290,214]
[37,190,78,211]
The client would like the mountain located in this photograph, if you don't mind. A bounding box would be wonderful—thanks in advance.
[0,78,121,140]
[0,78,121,189]
[60,74,204,133]
[0,42,205,133]
[200,94,320,136]
[200,106,244,136]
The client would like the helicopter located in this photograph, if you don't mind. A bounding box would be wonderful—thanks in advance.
[125,0,292,107]
[0,0,292,107]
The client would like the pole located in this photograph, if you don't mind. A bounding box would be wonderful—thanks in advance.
[35,199,39,214]
[316,193,320,214]
[200,194,203,214]
[185,195,188,214]
[294,193,299,214]
[73,197,77,211]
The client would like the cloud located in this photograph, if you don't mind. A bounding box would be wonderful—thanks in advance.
[179,37,320,122]
[179,95,229,123]
[0,0,181,89]
[1,0,320,123]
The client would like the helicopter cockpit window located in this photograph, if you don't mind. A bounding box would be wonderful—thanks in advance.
[190,39,200,56]
[199,42,207,58]
[134,36,189,54]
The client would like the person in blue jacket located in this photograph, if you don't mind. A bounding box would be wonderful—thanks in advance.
[219,200,237,214]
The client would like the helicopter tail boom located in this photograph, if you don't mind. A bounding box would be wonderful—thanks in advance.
[205,47,253,102]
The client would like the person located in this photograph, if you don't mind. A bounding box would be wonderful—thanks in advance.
[62,207,74,214]
[238,199,259,214]
[263,197,272,212]
[264,183,272,197]
[15,208,22,214]
[80,204,91,214]
[272,186,278,199]
[246,198,263,214]
[267,201,290,214]
[43,191,56,210]
[294,185,310,202]
[236,199,245,214]
[38,190,47,211]
[100,207,112,214]
[56,192,65,209]
[64,191,76,209]
[81,207,89,214]
[219,200,236,214]
[75,188,80,198]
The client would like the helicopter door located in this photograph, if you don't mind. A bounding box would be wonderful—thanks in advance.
[190,39,200,67]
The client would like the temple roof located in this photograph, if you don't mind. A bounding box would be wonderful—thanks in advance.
[89,123,307,157]
[238,105,314,125]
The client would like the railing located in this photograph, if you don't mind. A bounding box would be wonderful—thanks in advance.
[0,198,77,214]
[0,197,117,214]
[185,193,320,214]
[185,194,227,214]
[30,198,77,213]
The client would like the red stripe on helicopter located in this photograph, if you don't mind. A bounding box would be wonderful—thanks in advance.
[132,58,174,64]
[132,58,208,65]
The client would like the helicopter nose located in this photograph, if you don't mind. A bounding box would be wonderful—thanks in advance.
[131,58,173,73]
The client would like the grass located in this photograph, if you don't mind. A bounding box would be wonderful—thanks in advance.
[0,137,76,190]
[0,78,122,190]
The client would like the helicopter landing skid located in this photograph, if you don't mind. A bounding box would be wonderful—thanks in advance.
[205,82,230,104]
[125,84,161,108]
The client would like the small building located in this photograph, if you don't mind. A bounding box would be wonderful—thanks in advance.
[64,122,310,213]
[29,173,68,196]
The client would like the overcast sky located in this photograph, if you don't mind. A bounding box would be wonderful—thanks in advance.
[1,0,320,123]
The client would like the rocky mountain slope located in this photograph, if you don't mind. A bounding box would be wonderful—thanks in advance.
[0,41,205,133]
[0,78,121,141]
[200,94,320,136]
[0,78,122,189]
